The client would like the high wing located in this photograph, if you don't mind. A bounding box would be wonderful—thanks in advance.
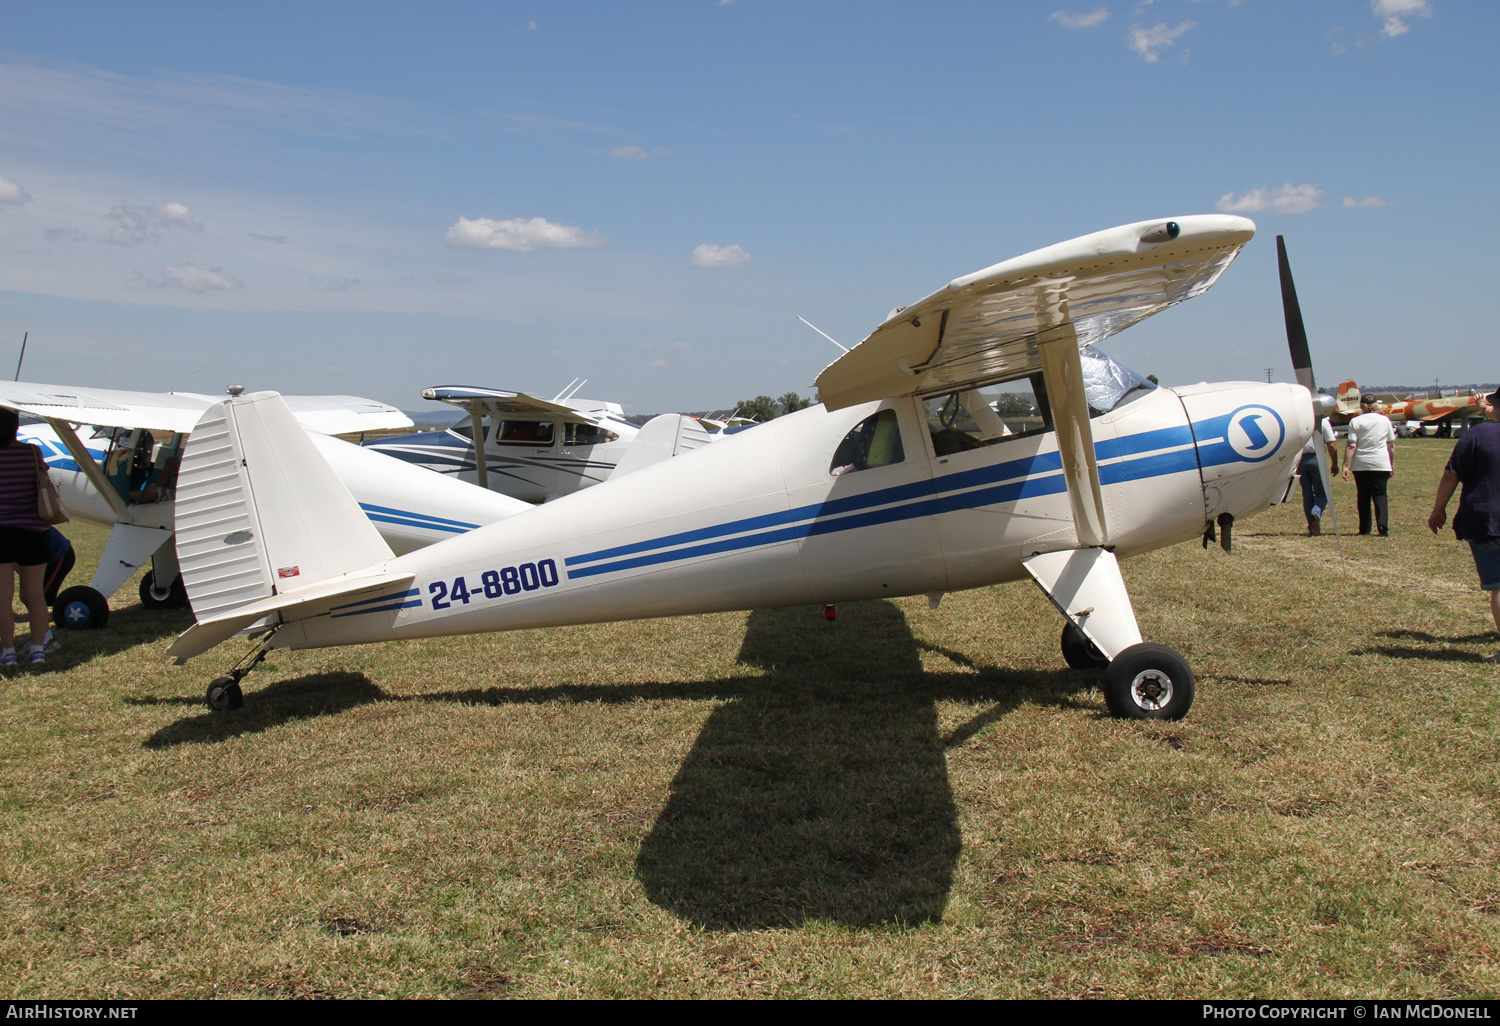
[814,215,1256,411]
[421,386,604,425]
[0,381,412,435]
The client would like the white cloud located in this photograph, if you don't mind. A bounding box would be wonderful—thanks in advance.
[136,264,242,293]
[445,216,606,252]
[1050,8,1110,29]
[1342,195,1396,208]
[664,341,692,352]
[1215,183,1325,214]
[648,359,670,368]
[107,200,203,245]
[1373,0,1430,37]
[0,176,31,207]
[608,145,650,161]
[690,243,752,269]
[1127,20,1195,62]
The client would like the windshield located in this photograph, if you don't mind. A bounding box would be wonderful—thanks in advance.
[1080,347,1155,414]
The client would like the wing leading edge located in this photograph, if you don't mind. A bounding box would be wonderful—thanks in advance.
[814,215,1255,411]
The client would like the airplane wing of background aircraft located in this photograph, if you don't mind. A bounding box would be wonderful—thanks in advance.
[165,214,1324,723]
[362,382,712,503]
[0,381,530,629]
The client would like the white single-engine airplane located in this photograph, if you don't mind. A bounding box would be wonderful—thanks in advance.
[362,383,712,503]
[0,384,530,629]
[167,215,1327,721]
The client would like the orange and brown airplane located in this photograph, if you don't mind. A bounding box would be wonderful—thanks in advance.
[1328,380,1484,427]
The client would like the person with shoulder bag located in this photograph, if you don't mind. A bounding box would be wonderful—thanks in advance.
[0,408,59,666]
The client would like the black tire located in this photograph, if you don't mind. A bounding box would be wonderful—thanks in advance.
[1061,622,1108,670]
[1103,643,1195,720]
[138,571,189,610]
[206,677,244,711]
[54,586,110,631]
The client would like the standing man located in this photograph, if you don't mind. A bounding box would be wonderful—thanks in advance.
[1343,394,1396,536]
[1300,416,1339,535]
[1429,387,1500,663]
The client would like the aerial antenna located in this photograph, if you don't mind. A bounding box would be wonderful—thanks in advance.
[14,331,27,381]
[797,316,848,353]
[551,378,580,403]
[170,354,226,390]
[560,378,588,402]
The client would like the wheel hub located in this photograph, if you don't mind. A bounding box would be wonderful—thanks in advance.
[1129,669,1174,711]
[63,602,91,626]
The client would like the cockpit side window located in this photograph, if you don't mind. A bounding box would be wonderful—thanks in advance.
[924,372,1053,456]
[830,409,905,476]
[496,420,555,446]
[564,423,620,446]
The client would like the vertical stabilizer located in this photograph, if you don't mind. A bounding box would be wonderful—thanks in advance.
[1336,380,1361,416]
[175,392,394,621]
[607,414,713,480]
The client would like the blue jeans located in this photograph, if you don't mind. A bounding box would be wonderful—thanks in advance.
[1299,452,1328,524]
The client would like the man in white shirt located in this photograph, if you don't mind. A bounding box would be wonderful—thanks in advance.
[1300,417,1339,535]
[1342,394,1396,536]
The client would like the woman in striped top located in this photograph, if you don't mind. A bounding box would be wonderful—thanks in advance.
[0,408,52,666]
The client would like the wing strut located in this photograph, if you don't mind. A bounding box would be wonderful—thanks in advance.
[468,406,489,490]
[1033,285,1109,548]
[47,418,132,523]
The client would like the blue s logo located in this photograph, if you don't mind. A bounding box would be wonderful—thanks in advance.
[1226,405,1285,463]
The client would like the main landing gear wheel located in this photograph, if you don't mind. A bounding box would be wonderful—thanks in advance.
[138,571,190,610]
[1103,643,1195,721]
[54,586,109,630]
[1061,623,1109,670]
[206,677,244,712]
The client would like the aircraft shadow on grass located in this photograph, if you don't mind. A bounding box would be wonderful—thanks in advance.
[138,600,1098,928]
[1377,629,1499,646]
[139,671,389,748]
[43,605,193,673]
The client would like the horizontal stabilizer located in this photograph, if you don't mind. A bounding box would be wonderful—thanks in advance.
[607,414,713,480]
[174,392,395,624]
[168,569,415,663]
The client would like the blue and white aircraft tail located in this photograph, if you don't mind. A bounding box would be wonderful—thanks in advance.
[170,215,1324,722]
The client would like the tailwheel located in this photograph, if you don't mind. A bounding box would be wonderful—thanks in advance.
[1061,622,1108,670]
[203,632,276,712]
[1103,643,1195,720]
[206,677,243,711]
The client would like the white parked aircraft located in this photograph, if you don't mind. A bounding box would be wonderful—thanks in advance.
[0,383,529,629]
[167,215,1323,721]
[362,383,712,503]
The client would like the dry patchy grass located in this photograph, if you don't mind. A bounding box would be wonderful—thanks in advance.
[2,437,1498,998]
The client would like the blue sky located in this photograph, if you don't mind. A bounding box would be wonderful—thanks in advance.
[0,0,1491,414]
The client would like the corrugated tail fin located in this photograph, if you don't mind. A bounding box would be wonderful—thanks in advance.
[169,392,397,661]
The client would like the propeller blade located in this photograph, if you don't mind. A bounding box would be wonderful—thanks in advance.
[1277,235,1316,398]
[1279,236,1345,564]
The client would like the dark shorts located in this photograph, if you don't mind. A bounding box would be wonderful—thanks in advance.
[0,526,50,567]
[1471,539,1500,592]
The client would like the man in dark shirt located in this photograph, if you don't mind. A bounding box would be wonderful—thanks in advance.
[1429,387,1500,662]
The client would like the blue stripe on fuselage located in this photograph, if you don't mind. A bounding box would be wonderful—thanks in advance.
[559,414,1273,584]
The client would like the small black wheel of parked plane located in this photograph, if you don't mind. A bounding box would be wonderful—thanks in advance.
[54,586,110,631]
[1103,643,1194,720]
[206,677,244,712]
[1061,622,1109,670]
[138,571,190,610]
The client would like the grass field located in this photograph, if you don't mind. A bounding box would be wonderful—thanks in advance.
[2,436,1498,999]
